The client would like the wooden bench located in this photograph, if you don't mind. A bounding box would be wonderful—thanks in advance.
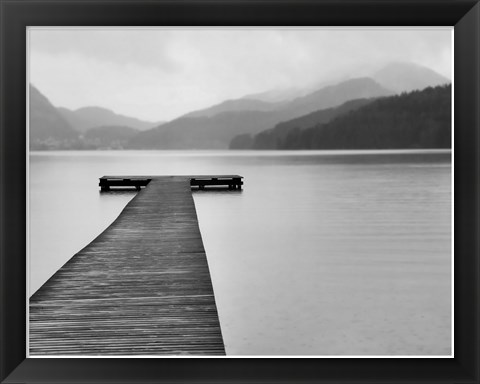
[99,177,152,191]
[190,176,243,190]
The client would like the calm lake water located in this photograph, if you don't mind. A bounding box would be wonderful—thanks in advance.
[29,150,452,356]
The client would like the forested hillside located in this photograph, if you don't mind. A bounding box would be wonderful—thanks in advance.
[230,98,373,149]
[274,85,451,150]
[30,85,79,149]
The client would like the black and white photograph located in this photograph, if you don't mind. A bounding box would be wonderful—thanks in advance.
[28,27,452,357]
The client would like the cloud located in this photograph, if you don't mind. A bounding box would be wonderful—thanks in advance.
[30,29,179,72]
[29,28,452,121]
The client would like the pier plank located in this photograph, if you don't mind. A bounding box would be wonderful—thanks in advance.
[29,176,226,355]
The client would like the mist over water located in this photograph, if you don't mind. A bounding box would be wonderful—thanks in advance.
[29,150,451,355]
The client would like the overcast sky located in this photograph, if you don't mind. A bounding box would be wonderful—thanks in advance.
[29,28,452,122]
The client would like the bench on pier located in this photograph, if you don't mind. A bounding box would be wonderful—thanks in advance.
[190,176,243,190]
[99,177,152,191]
[99,175,243,191]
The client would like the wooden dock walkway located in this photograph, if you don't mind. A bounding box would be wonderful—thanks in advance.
[29,176,240,355]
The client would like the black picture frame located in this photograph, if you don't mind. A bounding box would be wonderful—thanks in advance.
[1,1,479,383]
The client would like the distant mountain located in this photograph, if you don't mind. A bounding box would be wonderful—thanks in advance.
[58,106,162,132]
[230,98,374,149]
[242,78,347,104]
[29,85,78,149]
[266,84,451,150]
[373,62,450,93]
[128,110,286,149]
[129,77,392,150]
[183,98,280,119]
[280,77,392,118]
[241,87,308,103]
[243,62,448,105]
[83,125,139,149]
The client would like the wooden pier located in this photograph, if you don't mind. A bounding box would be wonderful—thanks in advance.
[29,175,242,356]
